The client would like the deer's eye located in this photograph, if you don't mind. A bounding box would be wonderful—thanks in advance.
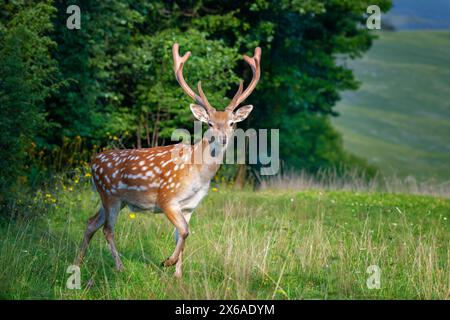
[208,121,213,127]
[229,121,234,127]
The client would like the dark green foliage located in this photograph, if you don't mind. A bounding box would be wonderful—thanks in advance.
[211,0,391,171]
[0,1,58,206]
[0,0,391,208]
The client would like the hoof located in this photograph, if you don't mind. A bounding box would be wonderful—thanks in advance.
[74,256,83,267]
[86,278,95,289]
[161,257,177,267]
[115,263,124,272]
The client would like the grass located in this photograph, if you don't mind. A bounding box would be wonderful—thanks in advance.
[0,184,449,299]
[260,169,450,198]
[333,30,450,182]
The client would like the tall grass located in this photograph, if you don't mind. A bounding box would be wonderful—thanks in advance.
[260,169,450,198]
[0,183,448,299]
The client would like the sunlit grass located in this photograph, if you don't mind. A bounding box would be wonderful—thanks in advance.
[0,182,448,299]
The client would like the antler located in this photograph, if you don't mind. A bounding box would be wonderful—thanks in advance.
[172,43,215,113]
[226,47,261,112]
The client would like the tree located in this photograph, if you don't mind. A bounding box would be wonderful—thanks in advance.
[48,0,391,175]
[0,1,58,206]
[184,0,391,172]
[0,0,392,197]
[45,1,242,149]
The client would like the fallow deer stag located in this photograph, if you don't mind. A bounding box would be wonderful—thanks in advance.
[75,43,261,277]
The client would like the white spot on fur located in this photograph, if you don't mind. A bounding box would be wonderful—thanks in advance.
[118,181,128,190]
[161,160,171,167]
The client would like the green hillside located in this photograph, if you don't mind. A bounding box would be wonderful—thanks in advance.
[333,31,450,182]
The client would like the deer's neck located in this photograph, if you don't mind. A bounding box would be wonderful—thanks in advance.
[192,138,225,181]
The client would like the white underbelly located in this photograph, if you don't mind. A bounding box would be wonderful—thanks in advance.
[178,183,210,212]
[120,178,210,214]
[126,202,162,214]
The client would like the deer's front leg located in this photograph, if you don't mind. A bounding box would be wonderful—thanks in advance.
[161,205,189,268]
[174,211,193,278]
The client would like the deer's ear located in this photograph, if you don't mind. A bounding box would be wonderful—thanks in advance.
[190,104,210,123]
[233,105,253,122]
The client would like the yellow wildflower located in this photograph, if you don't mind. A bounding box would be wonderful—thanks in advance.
[129,213,136,219]
[212,187,218,192]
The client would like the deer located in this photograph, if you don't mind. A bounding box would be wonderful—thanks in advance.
[75,43,261,278]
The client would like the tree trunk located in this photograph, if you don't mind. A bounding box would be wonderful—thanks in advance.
[152,106,160,147]
[145,112,151,147]
[136,116,142,149]
[234,164,247,189]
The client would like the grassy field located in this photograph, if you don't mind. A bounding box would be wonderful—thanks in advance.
[0,184,448,299]
[333,31,450,182]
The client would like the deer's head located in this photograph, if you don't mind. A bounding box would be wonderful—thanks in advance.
[172,43,261,146]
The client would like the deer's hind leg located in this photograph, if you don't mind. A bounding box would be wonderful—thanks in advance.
[102,199,124,271]
[76,206,106,266]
